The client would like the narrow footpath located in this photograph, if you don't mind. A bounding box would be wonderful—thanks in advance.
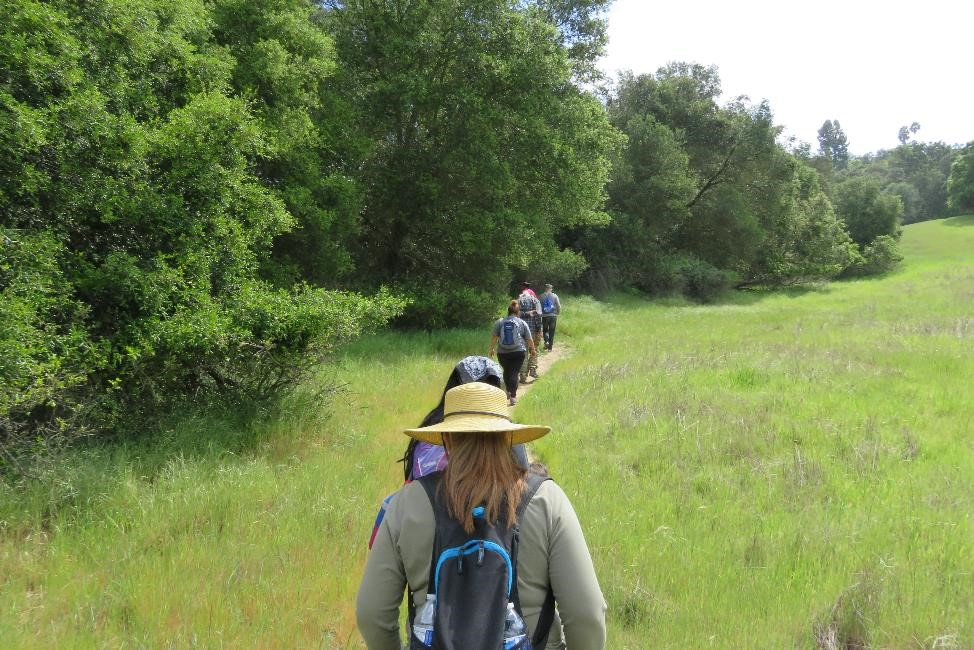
[514,343,569,402]
[515,344,568,464]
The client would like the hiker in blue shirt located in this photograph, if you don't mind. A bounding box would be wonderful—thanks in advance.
[540,283,562,351]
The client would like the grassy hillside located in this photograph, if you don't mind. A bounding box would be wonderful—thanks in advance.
[2,216,973,648]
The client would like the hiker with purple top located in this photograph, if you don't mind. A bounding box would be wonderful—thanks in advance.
[368,356,529,549]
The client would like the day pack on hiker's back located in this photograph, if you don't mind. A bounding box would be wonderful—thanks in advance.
[518,295,535,317]
[409,471,555,650]
[501,319,516,346]
[541,295,554,315]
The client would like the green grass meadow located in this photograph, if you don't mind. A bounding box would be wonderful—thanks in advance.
[2,216,973,648]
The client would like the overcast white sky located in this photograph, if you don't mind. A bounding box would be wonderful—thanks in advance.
[598,0,973,155]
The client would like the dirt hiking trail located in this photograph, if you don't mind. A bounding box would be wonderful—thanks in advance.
[514,343,569,402]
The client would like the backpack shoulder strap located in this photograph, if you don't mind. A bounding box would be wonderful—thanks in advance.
[416,470,446,531]
[511,470,557,649]
[409,472,444,626]
[516,471,550,518]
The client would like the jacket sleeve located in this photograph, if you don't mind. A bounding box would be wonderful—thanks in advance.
[547,484,607,649]
[356,513,407,649]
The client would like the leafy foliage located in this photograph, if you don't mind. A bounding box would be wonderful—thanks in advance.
[572,67,863,298]
[947,143,974,213]
[817,119,850,170]
[841,234,904,277]
[831,176,904,247]
[0,0,403,447]
[840,141,959,224]
[326,0,620,326]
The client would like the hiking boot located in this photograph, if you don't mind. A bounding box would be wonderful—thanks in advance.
[508,397,517,406]
[529,369,539,379]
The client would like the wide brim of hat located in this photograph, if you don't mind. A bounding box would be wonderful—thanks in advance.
[404,414,551,446]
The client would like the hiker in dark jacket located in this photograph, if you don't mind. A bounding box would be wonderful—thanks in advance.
[356,383,607,649]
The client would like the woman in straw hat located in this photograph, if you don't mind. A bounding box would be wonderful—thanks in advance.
[368,357,529,549]
[356,383,606,649]
[402,356,529,481]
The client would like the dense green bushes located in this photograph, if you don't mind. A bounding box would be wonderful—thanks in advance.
[0,0,403,449]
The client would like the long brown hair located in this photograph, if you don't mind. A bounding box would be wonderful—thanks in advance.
[442,432,525,533]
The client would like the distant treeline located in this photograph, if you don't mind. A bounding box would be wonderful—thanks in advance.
[2,0,973,447]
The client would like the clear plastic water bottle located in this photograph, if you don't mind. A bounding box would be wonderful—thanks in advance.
[502,602,531,650]
[412,594,436,647]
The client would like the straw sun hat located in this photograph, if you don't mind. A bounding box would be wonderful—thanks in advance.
[404,383,550,446]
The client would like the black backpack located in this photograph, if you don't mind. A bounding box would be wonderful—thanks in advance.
[409,470,556,650]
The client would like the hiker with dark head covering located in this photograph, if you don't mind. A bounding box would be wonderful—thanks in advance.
[368,357,529,550]
[404,356,529,479]
[488,300,536,406]
[357,383,607,649]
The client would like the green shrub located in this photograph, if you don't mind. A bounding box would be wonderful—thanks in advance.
[0,231,102,449]
[947,143,974,213]
[515,248,591,293]
[841,235,903,277]
[832,177,903,247]
[393,283,500,330]
[672,255,737,302]
[0,0,405,451]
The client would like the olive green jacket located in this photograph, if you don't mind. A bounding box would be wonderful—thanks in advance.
[356,478,606,649]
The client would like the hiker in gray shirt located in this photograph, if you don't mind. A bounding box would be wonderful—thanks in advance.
[540,283,561,351]
[488,300,537,406]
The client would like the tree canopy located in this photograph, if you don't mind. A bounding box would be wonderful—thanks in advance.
[947,143,974,213]
[570,68,863,298]
[1,0,916,447]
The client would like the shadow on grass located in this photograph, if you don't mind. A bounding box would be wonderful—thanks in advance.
[591,282,836,311]
[0,388,333,533]
[730,283,835,305]
[941,214,974,227]
[336,327,485,364]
